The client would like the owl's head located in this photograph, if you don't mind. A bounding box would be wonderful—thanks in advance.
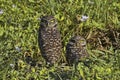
[70,36,86,47]
[40,16,57,28]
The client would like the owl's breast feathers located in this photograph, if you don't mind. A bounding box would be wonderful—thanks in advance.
[38,28,62,64]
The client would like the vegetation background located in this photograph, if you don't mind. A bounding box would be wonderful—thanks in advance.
[0,0,120,80]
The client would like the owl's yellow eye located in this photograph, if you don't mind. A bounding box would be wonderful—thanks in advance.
[80,40,84,42]
[50,19,55,23]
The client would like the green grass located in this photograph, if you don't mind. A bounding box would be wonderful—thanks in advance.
[0,0,120,80]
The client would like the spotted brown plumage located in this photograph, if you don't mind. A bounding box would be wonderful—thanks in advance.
[38,16,62,65]
[66,35,88,65]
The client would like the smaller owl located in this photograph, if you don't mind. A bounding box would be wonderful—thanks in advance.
[66,35,88,65]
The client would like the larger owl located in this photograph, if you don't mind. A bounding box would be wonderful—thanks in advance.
[66,35,88,65]
[38,16,62,65]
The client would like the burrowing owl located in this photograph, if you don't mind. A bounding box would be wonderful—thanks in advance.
[38,16,62,65]
[66,35,88,65]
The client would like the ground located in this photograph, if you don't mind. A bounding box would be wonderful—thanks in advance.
[0,0,120,80]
